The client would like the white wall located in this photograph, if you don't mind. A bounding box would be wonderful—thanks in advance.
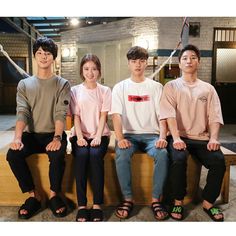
[61,17,236,86]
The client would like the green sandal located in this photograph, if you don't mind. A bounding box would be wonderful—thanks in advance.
[170,205,184,221]
[203,207,224,222]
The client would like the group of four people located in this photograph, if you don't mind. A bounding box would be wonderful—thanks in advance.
[6,37,226,222]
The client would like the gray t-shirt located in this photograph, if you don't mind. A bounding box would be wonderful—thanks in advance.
[16,75,71,133]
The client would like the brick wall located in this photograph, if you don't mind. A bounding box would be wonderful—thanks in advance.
[61,17,236,85]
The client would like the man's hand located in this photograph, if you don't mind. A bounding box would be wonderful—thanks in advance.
[155,138,168,149]
[207,139,220,151]
[10,138,24,150]
[46,139,61,151]
[173,138,186,150]
[117,138,132,149]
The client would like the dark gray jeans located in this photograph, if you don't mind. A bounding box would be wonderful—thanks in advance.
[167,137,226,204]
[7,131,67,193]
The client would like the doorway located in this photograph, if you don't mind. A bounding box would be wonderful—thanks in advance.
[212,28,236,124]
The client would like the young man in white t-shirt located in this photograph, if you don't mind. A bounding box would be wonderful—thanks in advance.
[160,44,226,221]
[111,46,169,221]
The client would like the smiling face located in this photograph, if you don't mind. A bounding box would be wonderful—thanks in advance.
[35,47,54,70]
[82,61,100,83]
[179,50,200,74]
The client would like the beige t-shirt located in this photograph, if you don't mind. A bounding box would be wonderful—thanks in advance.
[160,77,223,140]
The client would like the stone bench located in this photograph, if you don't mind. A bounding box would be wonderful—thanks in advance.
[0,131,235,206]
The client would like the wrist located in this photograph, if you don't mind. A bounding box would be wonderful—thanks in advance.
[159,136,166,140]
[53,135,62,141]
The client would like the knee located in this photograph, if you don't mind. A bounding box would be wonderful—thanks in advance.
[48,151,65,164]
[210,153,226,171]
[153,149,169,163]
[170,150,187,163]
[6,149,19,163]
[115,147,132,164]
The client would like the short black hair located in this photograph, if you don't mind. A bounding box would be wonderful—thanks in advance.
[178,44,200,61]
[33,37,58,59]
[127,46,149,60]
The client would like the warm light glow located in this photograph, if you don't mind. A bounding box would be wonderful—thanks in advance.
[61,48,70,58]
[61,47,77,58]
[134,35,156,50]
[70,18,79,26]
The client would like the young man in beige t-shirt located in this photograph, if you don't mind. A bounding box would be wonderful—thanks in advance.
[160,44,226,221]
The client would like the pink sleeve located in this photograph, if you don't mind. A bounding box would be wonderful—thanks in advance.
[160,82,177,120]
[101,87,112,112]
[69,89,80,116]
[208,87,224,125]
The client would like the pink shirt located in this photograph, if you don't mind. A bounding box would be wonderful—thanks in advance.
[160,77,223,140]
[69,83,111,139]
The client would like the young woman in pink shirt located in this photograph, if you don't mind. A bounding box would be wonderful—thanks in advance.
[69,54,111,222]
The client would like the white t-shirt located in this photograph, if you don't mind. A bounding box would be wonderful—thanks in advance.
[70,83,111,139]
[111,78,163,134]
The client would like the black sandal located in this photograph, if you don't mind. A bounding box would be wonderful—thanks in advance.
[115,200,133,219]
[76,208,90,222]
[18,197,41,219]
[170,205,184,221]
[90,209,103,222]
[151,202,169,221]
[48,195,67,218]
[203,207,224,222]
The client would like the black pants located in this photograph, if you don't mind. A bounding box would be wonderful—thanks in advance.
[167,137,226,204]
[71,136,109,206]
[6,132,67,193]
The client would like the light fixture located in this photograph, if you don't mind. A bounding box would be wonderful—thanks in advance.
[135,35,156,51]
[61,48,70,58]
[61,46,77,62]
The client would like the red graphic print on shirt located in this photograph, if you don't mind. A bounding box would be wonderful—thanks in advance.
[128,95,150,102]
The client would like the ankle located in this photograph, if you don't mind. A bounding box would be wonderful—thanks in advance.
[49,190,57,199]
[93,204,101,210]
[174,199,183,206]
[29,190,41,201]
[202,200,213,210]
[152,197,162,203]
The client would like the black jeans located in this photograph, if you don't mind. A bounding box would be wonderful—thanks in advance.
[167,137,226,204]
[71,136,109,206]
[6,132,67,193]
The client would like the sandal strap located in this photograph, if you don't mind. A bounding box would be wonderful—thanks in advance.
[151,202,166,213]
[18,197,41,219]
[171,205,183,213]
[115,200,134,219]
[118,200,133,210]
[208,207,222,215]
[151,201,161,209]
[48,195,67,217]
[203,206,224,222]
[20,197,41,211]
[90,209,103,222]
[76,208,90,221]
